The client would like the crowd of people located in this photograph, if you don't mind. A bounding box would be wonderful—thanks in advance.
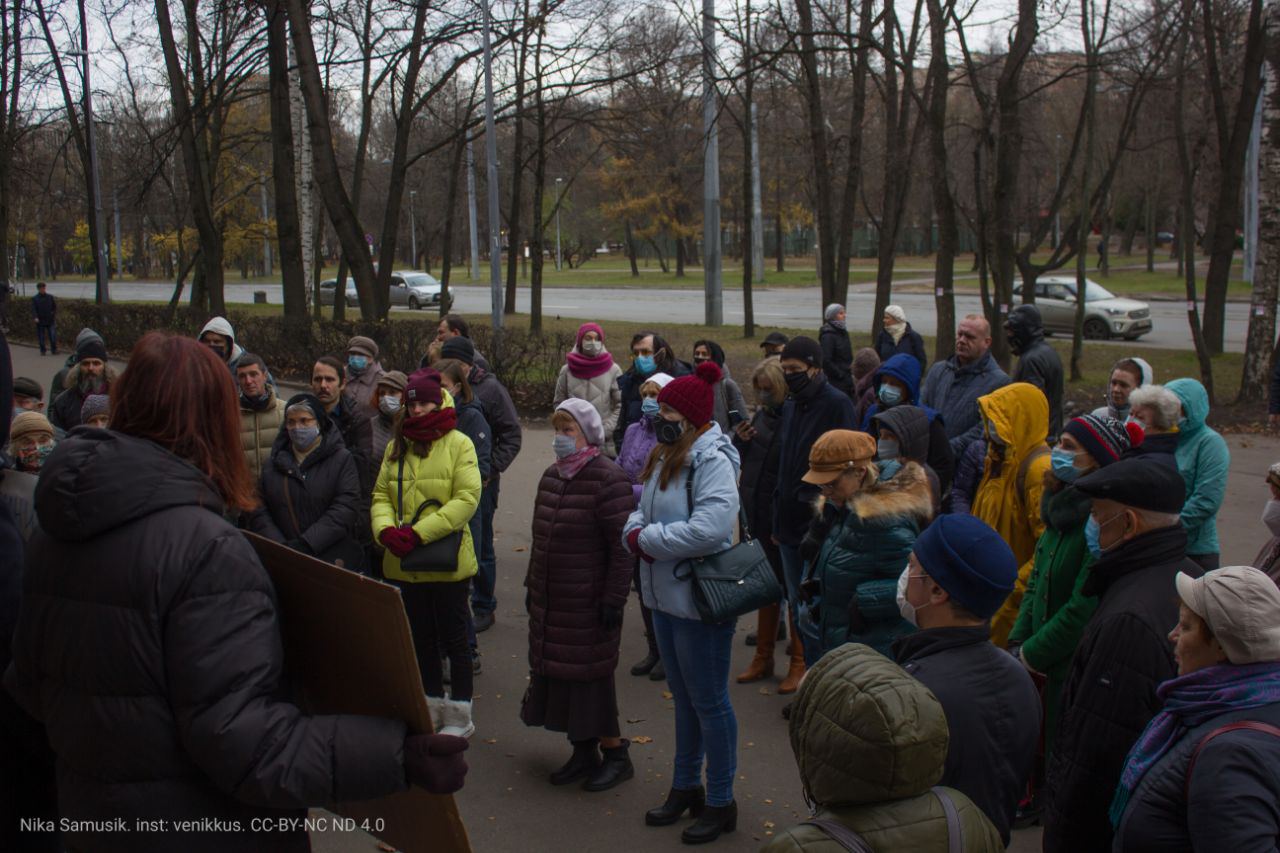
[1,297,1279,852]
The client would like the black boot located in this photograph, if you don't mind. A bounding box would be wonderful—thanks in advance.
[649,659,666,681]
[630,652,659,676]
[583,740,634,792]
[681,801,737,845]
[645,786,706,827]
[549,739,600,786]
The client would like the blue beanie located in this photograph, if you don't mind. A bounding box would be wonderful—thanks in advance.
[912,515,1016,619]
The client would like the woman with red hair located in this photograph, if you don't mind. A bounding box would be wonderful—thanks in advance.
[5,332,467,852]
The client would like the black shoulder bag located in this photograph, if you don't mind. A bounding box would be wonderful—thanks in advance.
[396,456,463,573]
[672,454,783,624]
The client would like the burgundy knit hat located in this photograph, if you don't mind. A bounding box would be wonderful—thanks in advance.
[1063,413,1142,468]
[404,368,443,407]
[658,361,722,427]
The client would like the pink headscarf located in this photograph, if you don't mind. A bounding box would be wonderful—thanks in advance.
[566,322,615,380]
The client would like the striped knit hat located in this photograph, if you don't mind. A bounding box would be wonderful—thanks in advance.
[1063,413,1143,468]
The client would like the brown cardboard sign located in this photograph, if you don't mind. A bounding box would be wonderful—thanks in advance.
[246,532,471,853]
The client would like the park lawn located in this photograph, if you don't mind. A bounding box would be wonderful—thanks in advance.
[1083,264,1251,299]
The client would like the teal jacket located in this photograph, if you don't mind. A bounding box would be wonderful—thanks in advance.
[1166,379,1229,557]
[811,462,934,655]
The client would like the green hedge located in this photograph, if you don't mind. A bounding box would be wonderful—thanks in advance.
[9,303,574,415]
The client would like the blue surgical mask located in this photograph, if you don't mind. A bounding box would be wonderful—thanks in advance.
[641,397,660,418]
[878,384,903,406]
[1051,448,1081,482]
[289,426,320,450]
[347,355,369,374]
[552,434,578,459]
[876,439,899,461]
[635,355,656,375]
[1084,516,1102,559]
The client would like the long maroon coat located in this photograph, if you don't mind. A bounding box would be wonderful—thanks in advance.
[526,454,635,681]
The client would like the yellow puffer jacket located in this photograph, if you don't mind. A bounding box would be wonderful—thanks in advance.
[371,395,481,583]
[972,382,1050,647]
[239,391,286,481]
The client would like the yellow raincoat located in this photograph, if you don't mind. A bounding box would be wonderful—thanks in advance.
[971,382,1050,647]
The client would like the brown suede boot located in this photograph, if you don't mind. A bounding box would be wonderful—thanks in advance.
[736,604,780,683]
[777,611,806,695]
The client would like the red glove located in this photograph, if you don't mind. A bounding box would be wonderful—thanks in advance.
[626,528,655,564]
[404,733,469,794]
[380,526,419,558]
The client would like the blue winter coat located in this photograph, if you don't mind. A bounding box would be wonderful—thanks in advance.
[773,377,858,545]
[624,424,741,622]
[862,354,955,498]
[920,351,1011,458]
[1166,379,1229,557]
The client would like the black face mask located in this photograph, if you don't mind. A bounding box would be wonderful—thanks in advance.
[655,418,685,445]
[785,369,815,398]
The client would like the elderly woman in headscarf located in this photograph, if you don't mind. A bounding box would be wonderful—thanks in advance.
[819,304,854,395]
[522,398,636,793]
[554,322,623,456]
[876,305,927,375]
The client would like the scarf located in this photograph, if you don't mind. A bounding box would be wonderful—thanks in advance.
[241,391,274,412]
[566,347,615,380]
[1109,661,1280,828]
[402,408,458,444]
[555,445,601,480]
[886,321,907,344]
[827,319,847,332]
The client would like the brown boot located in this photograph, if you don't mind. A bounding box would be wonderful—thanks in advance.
[736,604,780,683]
[777,611,806,695]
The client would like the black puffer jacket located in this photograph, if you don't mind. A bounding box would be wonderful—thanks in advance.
[734,404,782,542]
[1006,305,1064,441]
[774,376,857,545]
[1043,524,1201,853]
[819,322,854,394]
[249,418,366,572]
[3,431,408,852]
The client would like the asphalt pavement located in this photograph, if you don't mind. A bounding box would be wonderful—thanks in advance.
[10,339,1278,853]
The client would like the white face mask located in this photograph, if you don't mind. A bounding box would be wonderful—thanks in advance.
[1263,499,1280,537]
[581,340,604,357]
[379,395,402,416]
[896,566,918,626]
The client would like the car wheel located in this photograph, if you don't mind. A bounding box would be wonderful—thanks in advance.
[1083,318,1110,340]
[408,296,419,310]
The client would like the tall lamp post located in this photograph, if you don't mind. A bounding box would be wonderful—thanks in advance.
[68,44,109,304]
[554,177,563,271]
[409,190,418,270]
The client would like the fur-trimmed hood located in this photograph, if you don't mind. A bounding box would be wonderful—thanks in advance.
[837,461,934,527]
[63,362,119,391]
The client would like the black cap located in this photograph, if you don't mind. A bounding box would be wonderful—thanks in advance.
[760,331,789,349]
[440,336,476,366]
[13,376,42,400]
[780,335,823,368]
[1073,458,1186,513]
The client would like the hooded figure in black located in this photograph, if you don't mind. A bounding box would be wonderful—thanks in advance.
[1005,305,1064,441]
[248,393,367,573]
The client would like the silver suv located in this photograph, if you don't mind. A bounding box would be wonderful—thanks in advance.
[1014,277,1152,340]
[388,271,442,310]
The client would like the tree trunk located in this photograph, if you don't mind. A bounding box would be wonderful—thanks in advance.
[503,0,533,315]
[439,132,467,317]
[793,0,834,306]
[266,0,306,325]
[926,0,957,361]
[835,0,875,312]
[529,4,547,334]
[625,219,639,276]
[1071,0,1098,382]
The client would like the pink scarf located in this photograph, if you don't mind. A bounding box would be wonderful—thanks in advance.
[566,348,614,380]
[556,445,600,480]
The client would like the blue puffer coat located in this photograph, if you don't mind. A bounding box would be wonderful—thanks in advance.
[624,424,741,622]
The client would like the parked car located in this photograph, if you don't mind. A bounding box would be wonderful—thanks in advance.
[1013,277,1152,340]
[318,277,358,306]
[389,271,441,310]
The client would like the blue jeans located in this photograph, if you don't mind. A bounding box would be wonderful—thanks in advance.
[650,610,738,807]
[471,483,498,616]
[778,543,823,667]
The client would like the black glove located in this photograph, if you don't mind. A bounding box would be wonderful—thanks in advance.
[404,733,469,794]
[287,538,313,555]
[847,596,869,635]
[599,603,624,629]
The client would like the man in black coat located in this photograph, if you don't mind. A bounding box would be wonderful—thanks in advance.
[31,283,57,355]
[1004,304,1063,441]
[774,336,856,666]
[1042,459,1202,853]
[48,336,112,431]
[894,514,1040,846]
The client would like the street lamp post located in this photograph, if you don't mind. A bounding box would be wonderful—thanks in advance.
[555,177,563,271]
[409,190,418,270]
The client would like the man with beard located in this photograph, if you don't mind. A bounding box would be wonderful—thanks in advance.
[1004,305,1064,442]
[49,337,113,431]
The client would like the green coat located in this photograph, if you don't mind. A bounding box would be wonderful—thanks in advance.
[1007,482,1097,753]
[763,644,1003,853]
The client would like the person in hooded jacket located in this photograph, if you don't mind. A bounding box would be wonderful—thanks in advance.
[875,305,928,375]
[554,322,623,456]
[818,304,854,394]
[1091,357,1153,422]
[623,362,743,845]
[872,404,942,511]
[49,335,114,431]
[859,353,954,498]
[850,347,880,428]
[522,399,636,793]
[1166,378,1229,572]
[236,353,285,481]
[1004,304,1064,441]
[1111,565,1280,853]
[248,393,366,573]
[614,331,692,450]
[764,643,1003,853]
[1124,384,1181,468]
[801,430,933,657]
[372,368,482,739]
[893,515,1040,847]
[971,382,1052,647]
[344,335,386,410]
[1042,459,1201,853]
[691,339,749,435]
[4,333,470,853]
[1254,462,1280,584]
[198,315,248,375]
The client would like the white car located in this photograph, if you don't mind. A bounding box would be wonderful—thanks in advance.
[1013,277,1152,340]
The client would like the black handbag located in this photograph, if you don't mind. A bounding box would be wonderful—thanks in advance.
[396,457,463,573]
[672,455,783,625]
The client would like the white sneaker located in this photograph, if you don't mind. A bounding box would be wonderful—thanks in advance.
[438,699,475,738]
[426,695,446,732]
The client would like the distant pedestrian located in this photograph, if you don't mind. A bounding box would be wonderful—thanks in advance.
[819,304,854,394]
[1167,378,1229,572]
[1004,305,1064,441]
[1111,565,1280,852]
[920,315,1010,459]
[31,282,56,355]
[344,335,386,410]
[1253,462,1280,584]
[1091,357,1152,422]
[48,335,113,431]
[691,339,748,436]
[875,304,927,375]
[522,399,636,792]
[236,354,286,481]
[764,643,1003,852]
[1124,384,1181,468]
[554,322,623,456]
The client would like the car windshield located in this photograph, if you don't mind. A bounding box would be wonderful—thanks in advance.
[402,273,439,288]
[1063,281,1116,301]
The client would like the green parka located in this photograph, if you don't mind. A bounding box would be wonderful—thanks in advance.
[763,644,1003,853]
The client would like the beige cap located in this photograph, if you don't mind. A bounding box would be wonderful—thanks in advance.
[1176,566,1280,665]
[802,430,877,485]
